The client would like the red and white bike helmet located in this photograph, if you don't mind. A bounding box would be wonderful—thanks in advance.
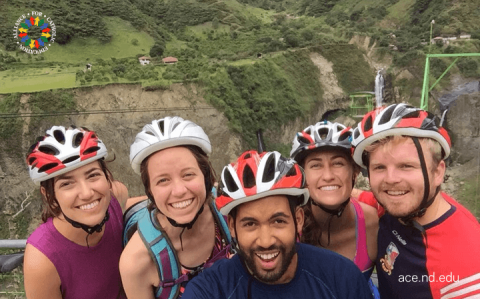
[130,116,211,174]
[215,150,309,215]
[290,120,353,163]
[27,126,108,185]
[351,103,451,168]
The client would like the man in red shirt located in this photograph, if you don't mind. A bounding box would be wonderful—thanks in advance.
[351,103,480,299]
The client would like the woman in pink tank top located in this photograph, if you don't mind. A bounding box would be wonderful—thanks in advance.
[290,121,379,279]
[24,126,128,299]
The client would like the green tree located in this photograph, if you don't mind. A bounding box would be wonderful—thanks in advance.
[150,42,165,57]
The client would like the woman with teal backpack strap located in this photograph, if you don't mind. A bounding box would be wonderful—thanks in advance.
[120,116,232,299]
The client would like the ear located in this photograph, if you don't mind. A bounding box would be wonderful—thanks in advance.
[294,207,305,235]
[433,160,446,187]
[40,186,47,198]
[227,215,236,239]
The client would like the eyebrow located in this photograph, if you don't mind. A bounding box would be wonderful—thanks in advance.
[55,167,101,181]
[239,212,290,223]
[307,155,346,163]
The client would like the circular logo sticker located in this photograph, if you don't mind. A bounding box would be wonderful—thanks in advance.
[13,11,56,54]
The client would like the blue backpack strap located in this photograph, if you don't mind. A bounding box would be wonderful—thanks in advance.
[123,199,148,247]
[138,209,181,299]
[209,202,232,245]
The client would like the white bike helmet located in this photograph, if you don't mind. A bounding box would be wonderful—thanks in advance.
[27,126,108,185]
[351,103,451,169]
[290,120,353,163]
[130,116,212,174]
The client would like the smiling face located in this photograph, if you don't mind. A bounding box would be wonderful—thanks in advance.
[229,195,304,284]
[368,137,444,218]
[49,161,112,226]
[147,147,207,224]
[303,149,357,209]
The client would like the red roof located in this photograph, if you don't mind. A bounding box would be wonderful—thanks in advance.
[162,56,178,63]
[138,56,151,60]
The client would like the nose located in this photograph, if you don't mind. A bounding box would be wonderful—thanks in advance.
[256,225,276,249]
[322,164,334,181]
[77,180,95,201]
[384,166,401,184]
[171,179,188,198]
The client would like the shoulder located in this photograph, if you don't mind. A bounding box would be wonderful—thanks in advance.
[111,180,128,210]
[24,244,62,298]
[297,244,371,298]
[357,201,379,227]
[443,193,480,225]
[183,257,242,299]
[120,231,159,298]
[120,231,153,278]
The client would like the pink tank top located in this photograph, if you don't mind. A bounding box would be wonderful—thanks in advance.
[351,199,374,277]
[27,196,126,299]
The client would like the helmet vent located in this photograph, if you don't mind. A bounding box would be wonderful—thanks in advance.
[38,163,58,173]
[378,105,396,125]
[285,166,297,177]
[364,116,373,132]
[298,136,311,145]
[402,110,420,119]
[28,157,36,165]
[145,131,155,136]
[158,120,165,135]
[353,128,360,139]
[83,146,100,156]
[243,165,256,188]
[53,130,65,145]
[261,154,276,183]
[38,145,59,156]
[73,133,84,147]
[63,155,80,164]
[172,122,180,131]
[338,131,351,142]
[305,128,311,135]
[243,153,251,159]
[318,128,329,139]
[27,143,38,156]
[223,169,239,192]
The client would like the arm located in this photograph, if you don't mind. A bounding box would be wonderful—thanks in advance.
[24,244,62,299]
[358,202,379,262]
[120,232,157,299]
[125,195,149,211]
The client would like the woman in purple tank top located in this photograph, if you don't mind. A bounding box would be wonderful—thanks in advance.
[290,121,379,279]
[24,126,128,299]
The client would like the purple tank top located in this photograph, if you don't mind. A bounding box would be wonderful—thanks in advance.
[27,196,126,299]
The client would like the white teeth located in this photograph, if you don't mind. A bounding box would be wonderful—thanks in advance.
[256,252,279,260]
[79,200,99,210]
[171,199,193,209]
[320,186,339,191]
[387,191,407,196]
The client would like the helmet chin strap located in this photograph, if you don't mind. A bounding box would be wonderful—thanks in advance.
[63,209,110,248]
[162,204,205,251]
[165,204,205,229]
[311,197,350,247]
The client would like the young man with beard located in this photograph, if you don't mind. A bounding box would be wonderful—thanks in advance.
[182,150,372,299]
[351,103,480,299]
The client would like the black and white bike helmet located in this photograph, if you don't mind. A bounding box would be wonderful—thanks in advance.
[290,120,353,164]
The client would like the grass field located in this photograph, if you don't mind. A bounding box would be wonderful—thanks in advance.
[41,17,155,63]
[0,72,76,93]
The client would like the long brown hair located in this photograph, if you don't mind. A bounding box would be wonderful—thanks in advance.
[39,159,113,222]
[140,145,217,211]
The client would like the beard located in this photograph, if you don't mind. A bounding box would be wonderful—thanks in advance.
[237,241,297,284]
